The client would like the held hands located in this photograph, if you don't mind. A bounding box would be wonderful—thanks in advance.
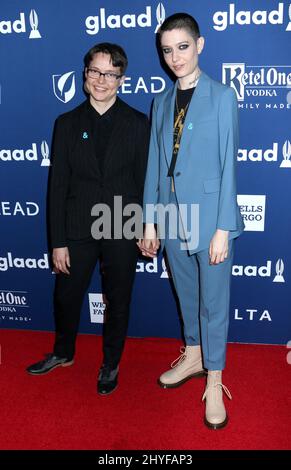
[52,247,71,274]
[137,226,227,262]
[209,229,229,265]
[137,223,160,258]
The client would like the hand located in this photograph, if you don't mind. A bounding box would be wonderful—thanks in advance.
[52,247,70,274]
[209,229,229,265]
[137,224,160,258]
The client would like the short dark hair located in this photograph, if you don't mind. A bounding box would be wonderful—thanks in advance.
[84,42,128,74]
[159,13,200,41]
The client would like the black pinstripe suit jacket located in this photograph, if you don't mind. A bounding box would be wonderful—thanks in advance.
[48,98,150,248]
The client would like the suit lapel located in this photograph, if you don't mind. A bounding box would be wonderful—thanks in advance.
[80,102,101,175]
[175,73,211,168]
[162,72,211,170]
[162,83,177,167]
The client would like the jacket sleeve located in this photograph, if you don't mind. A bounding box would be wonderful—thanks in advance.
[142,98,160,223]
[216,87,239,231]
[48,116,71,248]
[134,113,151,202]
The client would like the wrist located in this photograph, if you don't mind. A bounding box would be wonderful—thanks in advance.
[216,229,229,236]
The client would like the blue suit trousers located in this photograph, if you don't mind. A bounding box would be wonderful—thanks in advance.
[164,192,234,370]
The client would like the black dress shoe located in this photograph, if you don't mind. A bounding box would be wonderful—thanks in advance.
[26,353,74,375]
[97,365,119,396]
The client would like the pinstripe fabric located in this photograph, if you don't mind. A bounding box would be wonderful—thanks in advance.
[49,98,150,248]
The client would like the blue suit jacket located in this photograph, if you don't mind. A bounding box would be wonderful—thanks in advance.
[143,72,244,254]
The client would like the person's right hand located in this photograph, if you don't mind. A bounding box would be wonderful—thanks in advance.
[137,224,160,258]
[52,247,70,274]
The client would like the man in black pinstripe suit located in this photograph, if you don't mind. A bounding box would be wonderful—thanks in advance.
[26,43,150,395]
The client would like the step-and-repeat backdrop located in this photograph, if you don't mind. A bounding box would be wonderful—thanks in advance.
[0,1,290,345]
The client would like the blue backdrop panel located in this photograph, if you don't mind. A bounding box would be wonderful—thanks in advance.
[0,1,290,345]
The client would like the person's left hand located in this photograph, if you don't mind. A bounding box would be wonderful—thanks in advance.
[209,229,229,265]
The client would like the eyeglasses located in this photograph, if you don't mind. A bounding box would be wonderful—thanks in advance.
[86,68,122,82]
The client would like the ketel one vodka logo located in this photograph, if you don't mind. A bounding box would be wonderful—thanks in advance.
[52,71,76,103]
[222,63,291,102]
[85,2,165,35]
[0,9,41,38]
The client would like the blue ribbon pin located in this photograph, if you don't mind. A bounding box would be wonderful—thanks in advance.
[82,132,88,139]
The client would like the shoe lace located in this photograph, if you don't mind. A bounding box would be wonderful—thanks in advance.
[170,346,186,369]
[202,382,232,402]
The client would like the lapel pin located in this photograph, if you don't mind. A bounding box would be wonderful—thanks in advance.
[82,132,88,139]
[188,123,193,130]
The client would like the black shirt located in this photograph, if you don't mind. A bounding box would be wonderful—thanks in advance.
[87,98,119,176]
[168,87,195,177]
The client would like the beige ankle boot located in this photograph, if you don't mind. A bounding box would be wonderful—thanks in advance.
[158,345,205,388]
[202,370,232,429]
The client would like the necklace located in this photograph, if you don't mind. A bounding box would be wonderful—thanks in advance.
[173,95,190,155]
[174,95,189,127]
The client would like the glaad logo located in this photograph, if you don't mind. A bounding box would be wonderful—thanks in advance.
[0,253,49,272]
[155,3,166,33]
[232,259,285,283]
[237,195,266,232]
[281,140,291,167]
[0,141,50,166]
[52,71,76,103]
[29,9,41,38]
[0,9,41,38]
[85,2,165,35]
[160,257,170,279]
[88,293,106,324]
[40,140,50,166]
[222,63,291,109]
[136,258,158,274]
[288,4,291,31]
[273,259,285,283]
[213,3,291,31]
[0,201,39,217]
[119,76,166,94]
[136,257,171,278]
[238,140,291,168]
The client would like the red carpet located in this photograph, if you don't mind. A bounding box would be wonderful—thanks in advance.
[0,330,290,450]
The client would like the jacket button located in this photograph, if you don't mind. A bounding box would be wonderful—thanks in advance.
[176,172,181,176]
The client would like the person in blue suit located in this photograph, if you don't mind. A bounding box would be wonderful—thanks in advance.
[138,13,244,429]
